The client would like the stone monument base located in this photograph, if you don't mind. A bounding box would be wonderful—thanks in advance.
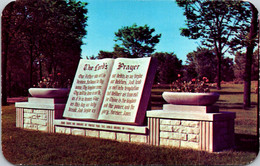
[15,101,235,152]
[54,119,148,143]
[147,109,235,152]
[15,97,66,132]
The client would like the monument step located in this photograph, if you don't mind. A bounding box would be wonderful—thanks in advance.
[147,110,235,121]
[28,97,68,104]
[15,102,66,110]
[163,104,219,113]
[54,119,147,134]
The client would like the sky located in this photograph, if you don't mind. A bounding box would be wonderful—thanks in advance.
[1,0,260,63]
[80,0,201,62]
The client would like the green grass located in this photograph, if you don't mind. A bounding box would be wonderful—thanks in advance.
[1,82,259,165]
[213,83,258,135]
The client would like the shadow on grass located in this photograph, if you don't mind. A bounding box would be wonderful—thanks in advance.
[211,86,231,90]
[216,98,258,109]
[216,102,244,109]
[234,134,259,153]
[219,106,245,109]
[217,91,244,95]
[217,103,257,110]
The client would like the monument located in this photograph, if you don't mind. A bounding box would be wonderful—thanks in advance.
[15,57,236,152]
[63,57,156,125]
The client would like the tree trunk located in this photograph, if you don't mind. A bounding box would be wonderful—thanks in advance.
[29,44,34,89]
[243,4,258,108]
[2,37,9,105]
[244,52,252,108]
[39,59,42,80]
[8,71,11,97]
[216,53,222,90]
[1,3,14,105]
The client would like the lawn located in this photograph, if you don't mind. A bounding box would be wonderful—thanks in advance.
[1,82,259,165]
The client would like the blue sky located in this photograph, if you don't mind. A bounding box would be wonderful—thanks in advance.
[80,0,201,62]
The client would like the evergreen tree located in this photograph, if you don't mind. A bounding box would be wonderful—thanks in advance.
[114,24,161,58]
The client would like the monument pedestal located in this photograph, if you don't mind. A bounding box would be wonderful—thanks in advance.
[147,104,236,152]
[15,97,66,133]
[15,97,149,144]
[16,100,235,152]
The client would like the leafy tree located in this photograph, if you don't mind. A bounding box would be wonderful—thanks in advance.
[30,0,87,83]
[186,48,216,82]
[97,49,129,59]
[181,64,197,82]
[2,1,24,104]
[113,45,131,58]
[176,0,251,89]
[185,48,234,82]
[233,52,245,81]
[1,2,10,104]
[114,24,161,58]
[233,50,259,81]
[97,51,115,59]
[96,24,160,59]
[2,0,88,104]
[221,57,235,82]
[151,52,182,84]
[242,4,258,108]
[87,55,97,60]
[229,3,258,108]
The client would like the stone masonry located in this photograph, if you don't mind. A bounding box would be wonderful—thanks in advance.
[55,126,148,144]
[160,119,200,149]
[16,108,65,133]
[16,99,235,152]
[16,97,65,133]
[146,110,236,152]
[157,118,235,151]
[23,109,48,131]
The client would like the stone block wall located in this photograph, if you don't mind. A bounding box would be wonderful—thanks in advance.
[147,116,235,152]
[16,107,64,133]
[54,116,234,152]
[24,109,48,131]
[16,102,235,152]
[159,119,200,149]
[55,126,148,144]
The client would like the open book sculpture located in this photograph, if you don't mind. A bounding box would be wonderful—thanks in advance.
[63,57,157,125]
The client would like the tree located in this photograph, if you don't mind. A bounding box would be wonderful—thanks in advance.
[185,48,234,82]
[233,50,258,81]
[243,4,258,108]
[229,3,258,108]
[114,24,161,58]
[2,2,12,105]
[186,48,216,82]
[2,0,88,103]
[97,49,129,59]
[97,51,115,59]
[29,0,87,84]
[151,52,182,84]
[2,1,24,104]
[221,57,235,82]
[176,0,251,89]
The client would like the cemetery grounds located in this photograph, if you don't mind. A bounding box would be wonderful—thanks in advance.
[1,81,259,165]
